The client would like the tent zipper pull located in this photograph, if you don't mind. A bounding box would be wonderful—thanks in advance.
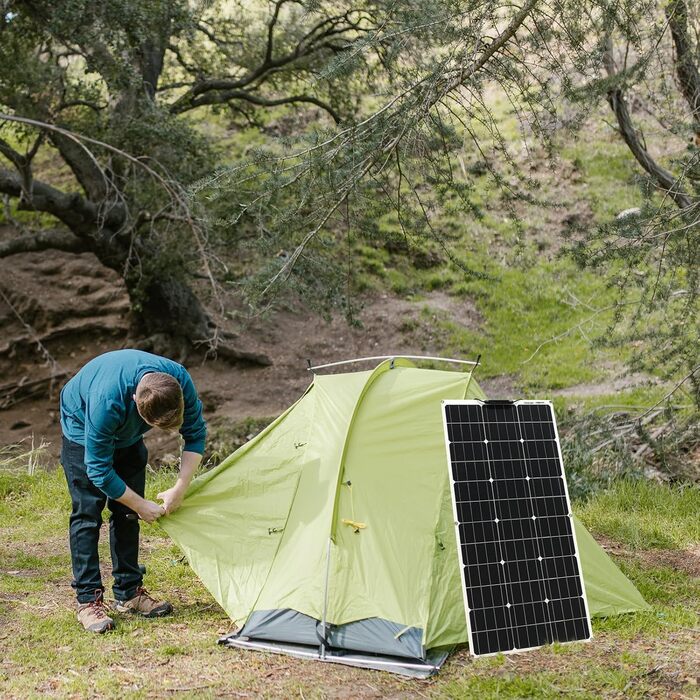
[342,481,366,533]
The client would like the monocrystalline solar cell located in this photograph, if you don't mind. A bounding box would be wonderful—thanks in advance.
[442,400,592,657]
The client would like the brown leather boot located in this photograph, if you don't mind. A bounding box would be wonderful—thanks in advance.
[114,586,173,618]
[77,589,115,633]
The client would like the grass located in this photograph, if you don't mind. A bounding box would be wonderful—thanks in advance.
[1,465,698,699]
[342,98,661,402]
[430,259,620,391]
[577,480,700,550]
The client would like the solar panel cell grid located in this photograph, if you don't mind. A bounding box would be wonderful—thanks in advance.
[443,400,592,657]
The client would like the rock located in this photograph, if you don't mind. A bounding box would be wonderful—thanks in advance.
[616,207,642,220]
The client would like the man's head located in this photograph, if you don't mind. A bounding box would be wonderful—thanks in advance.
[134,372,184,431]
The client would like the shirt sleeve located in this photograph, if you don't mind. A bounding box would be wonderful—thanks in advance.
[179,369,207,454]
[84,397,127,499]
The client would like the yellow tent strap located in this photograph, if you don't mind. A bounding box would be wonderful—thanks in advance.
[342,481,366,533]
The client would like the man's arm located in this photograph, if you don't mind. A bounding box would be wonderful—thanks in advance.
[157,451,202,514]
[155,368,207,515]
[177,369,207,455]
[85,397,164,523]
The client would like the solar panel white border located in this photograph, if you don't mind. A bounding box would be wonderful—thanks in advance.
[441,399,593,657]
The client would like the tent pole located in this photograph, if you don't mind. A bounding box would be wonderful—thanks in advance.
[320,537,332,659]
[307,355,479,372]
[462,354,482,398]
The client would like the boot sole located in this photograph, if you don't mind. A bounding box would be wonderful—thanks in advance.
[81,621,115,633]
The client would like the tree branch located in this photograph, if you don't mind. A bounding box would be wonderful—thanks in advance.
[0,228,90,257]
[0,136,24,171]
[169,14,356,116]
[180,89,341,123]
[0,134,40,202]
[0,165,103,235]
[265,0,295,65]
[666,0,700,123]
[636,363,700,420]
[603,37,693,210]
[49,130,110,201]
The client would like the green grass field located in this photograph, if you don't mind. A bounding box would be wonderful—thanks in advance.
[1,465,698,699]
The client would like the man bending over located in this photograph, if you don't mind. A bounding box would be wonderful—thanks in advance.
[60,349,206,633]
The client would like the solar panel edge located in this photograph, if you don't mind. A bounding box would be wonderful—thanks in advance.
[441,399,593,657]
[440,400,479,658]
[537,400,594,647]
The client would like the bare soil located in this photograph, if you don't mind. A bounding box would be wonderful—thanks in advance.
[596,536,700,580]
[0,245,485,462]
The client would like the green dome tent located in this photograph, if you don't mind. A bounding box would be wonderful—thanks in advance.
[163,358,649,677]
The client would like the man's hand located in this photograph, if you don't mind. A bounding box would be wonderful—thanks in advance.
[137,499,166,523]
[117,486,164,523]
[156,451,202,515]
[156,485,186,515]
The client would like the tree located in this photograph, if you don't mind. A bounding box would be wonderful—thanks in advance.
[7,0,686,392]
[197,0,588,310]
[198,0,699,418]
[0,0,381,358]
[3,0,615,354]
[569,0,700,408]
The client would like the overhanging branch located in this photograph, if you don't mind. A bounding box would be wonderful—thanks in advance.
[603,37,693,210]
[182,90,341,123]
[0,165,103,234]
[0,229,91,257]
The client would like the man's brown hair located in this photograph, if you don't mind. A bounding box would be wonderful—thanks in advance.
[135,372,184,430]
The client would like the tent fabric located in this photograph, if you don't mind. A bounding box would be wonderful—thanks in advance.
[163,359,650,671]
[235,608,426,659]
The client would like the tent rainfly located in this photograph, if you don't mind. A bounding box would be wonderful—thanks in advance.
[164,358,650,677]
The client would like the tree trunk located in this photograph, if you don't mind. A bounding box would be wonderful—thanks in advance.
[137,273,213,341]
[90,234,270,365]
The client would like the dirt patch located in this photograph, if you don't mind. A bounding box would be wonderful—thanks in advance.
[0,242,484,461]
[478,373,519,399]
[637,545,700,578]
[597,536,700,579]
[551,372,662,398]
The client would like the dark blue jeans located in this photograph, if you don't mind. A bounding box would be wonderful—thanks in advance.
[60,437,147,604]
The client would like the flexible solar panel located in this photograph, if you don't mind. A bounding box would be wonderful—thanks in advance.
[442,400,592,657]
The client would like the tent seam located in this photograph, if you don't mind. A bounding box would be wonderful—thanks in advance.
[328,358,416,542]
